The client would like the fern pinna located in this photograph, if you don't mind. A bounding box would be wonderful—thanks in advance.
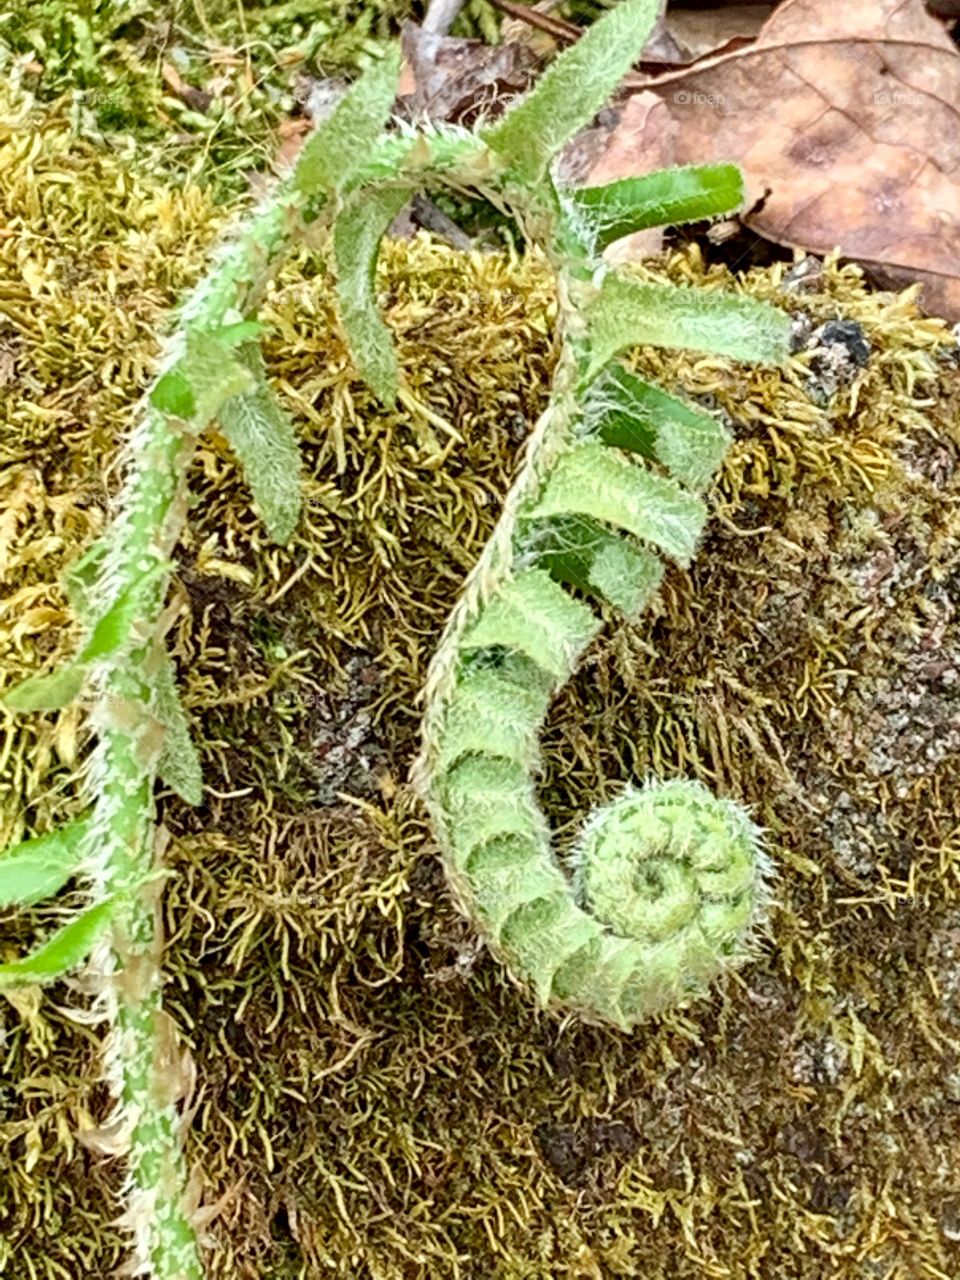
[0,1,788,1273]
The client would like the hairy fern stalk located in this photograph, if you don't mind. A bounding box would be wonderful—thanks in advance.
[0,2,790,1273]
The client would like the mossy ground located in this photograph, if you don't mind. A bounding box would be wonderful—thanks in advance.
[1,0,414,198]
[2,73,960,1280]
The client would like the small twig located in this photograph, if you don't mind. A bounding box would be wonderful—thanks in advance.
[423,0,467,35]
[410,193,474,252]
[488,0,582,44]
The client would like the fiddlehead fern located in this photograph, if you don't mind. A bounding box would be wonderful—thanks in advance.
[414,341,777,1028]
[412,8,789,1031]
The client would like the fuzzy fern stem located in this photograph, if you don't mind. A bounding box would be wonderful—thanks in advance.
[84,185,323,1280]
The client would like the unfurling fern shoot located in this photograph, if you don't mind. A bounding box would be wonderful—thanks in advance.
[0,2,787,1272]
[413,6,790,1031]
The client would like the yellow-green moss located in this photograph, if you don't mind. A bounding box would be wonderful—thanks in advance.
[2,85,960,1279]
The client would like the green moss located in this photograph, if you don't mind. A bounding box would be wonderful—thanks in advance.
[0,0,414,197]
[2,82,960,1279]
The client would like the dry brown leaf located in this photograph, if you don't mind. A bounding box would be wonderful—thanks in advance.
[582,91,678,179]
[398,22,536,126]
[595,0,960,318]
[662,4,774,64]
[76,1110,131,1157]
